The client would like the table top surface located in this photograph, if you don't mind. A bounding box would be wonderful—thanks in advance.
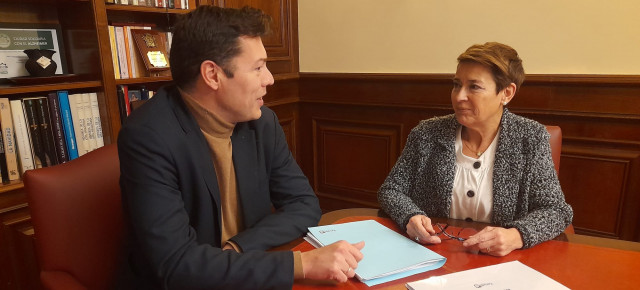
[291,208,640,290]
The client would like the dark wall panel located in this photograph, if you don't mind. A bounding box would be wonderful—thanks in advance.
[297,73,640,241]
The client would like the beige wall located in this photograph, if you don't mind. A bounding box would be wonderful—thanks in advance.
[298,0,640,74]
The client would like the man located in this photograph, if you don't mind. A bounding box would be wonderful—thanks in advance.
[117,5,364,289]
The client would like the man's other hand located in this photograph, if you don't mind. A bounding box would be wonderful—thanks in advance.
[300,240,365,283]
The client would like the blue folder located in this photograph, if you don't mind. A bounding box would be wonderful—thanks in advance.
[306,220,446,286]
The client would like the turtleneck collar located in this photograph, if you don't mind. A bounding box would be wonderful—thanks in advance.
[179,87,235,139]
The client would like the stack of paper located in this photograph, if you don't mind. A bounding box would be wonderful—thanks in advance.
[406,260,569,290]
[306,220,446,286]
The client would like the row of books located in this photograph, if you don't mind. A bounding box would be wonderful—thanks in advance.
[108,24,173,79]
[107,0,190,9]
[0,92,104,182]
[117,85,156,121]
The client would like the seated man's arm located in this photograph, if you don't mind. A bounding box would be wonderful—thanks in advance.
[119,122,296,289]
[230,108,322,252]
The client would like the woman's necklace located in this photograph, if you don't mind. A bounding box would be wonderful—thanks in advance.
[462,139,483,158]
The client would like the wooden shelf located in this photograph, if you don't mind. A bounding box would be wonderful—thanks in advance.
[115,75,172,85]
[106,4,192,14]
[0,180,25,195]
[0,81,103,96]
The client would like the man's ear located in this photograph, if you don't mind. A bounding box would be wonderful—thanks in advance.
[201,60,222,90]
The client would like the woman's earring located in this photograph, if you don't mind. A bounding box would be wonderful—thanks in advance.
[503,102,508,105]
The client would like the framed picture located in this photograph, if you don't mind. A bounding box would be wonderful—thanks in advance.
[0,23,68,78]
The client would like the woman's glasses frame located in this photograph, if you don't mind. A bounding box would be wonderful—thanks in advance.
[434,223,470,241]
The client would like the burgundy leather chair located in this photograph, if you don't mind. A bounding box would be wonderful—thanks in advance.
[24,144,123,290]
[545,125,562,175]
[544,125,574,234]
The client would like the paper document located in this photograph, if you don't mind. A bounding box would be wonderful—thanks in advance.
[306,220,446,286]
[405,260,569,290]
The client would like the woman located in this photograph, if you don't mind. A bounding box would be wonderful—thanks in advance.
[378,42,573,256]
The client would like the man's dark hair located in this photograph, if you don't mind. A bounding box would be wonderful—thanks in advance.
[170,5,271,89]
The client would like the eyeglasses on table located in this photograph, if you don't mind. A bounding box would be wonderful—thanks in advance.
[433,223,477,241]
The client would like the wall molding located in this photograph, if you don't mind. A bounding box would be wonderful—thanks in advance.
[296,72,640,241]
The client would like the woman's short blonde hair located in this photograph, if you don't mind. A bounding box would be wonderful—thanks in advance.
[457,42,525,93]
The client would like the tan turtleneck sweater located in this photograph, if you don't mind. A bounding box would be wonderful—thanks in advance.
[180,89,304,279]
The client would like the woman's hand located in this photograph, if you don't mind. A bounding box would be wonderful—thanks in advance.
[406,215,441,244]
[462,226,523,256]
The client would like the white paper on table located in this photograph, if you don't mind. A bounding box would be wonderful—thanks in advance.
[406,260,570,290]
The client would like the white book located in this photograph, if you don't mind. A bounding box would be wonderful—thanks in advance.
[406,261,569,290]
[9,100,35,174]
[166,31,173,51]
[114,26,130,79]
[81,93,97,151]
[0,98,19,180]
[68,93,90,156]
[89,93,104,148]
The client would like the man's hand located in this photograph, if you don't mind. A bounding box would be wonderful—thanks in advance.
[406,215,441,244]
[301,240,365,283]
[462,226,523,256]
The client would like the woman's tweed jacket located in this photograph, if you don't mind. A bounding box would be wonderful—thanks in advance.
[378,109,573,248]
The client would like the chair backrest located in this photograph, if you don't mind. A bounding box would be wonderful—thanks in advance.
[24,144,122,289]
[545,125,562,175]
[543,125,574,234]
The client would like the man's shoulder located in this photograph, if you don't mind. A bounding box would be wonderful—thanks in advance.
[122,87,180,128]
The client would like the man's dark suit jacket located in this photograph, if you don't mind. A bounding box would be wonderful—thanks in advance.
[117,85,321,289]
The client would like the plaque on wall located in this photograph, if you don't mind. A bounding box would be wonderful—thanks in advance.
[131,29,170,71]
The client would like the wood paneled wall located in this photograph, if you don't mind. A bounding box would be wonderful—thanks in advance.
[295,73,640,242]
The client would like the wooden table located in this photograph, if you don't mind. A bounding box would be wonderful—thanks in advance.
[292,208,640,289]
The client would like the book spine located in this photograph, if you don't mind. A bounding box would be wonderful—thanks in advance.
[57,91,79,160]
[68,93,90,156]
[9,100,35,174]
[35,97,59,166]
[114,26,130,79]
[82,93,97,151]
[108,25,121,79]
[46,92,69,163]
[22,99,46,168]
[89,93,104,148]
[0,125,8,183]
[116,85,128,123]
[122,85,130,115]
[122,26,133,79]
[0,98,20,180]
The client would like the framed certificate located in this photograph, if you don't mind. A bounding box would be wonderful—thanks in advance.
[0,23,67,78]
[131,29,170,71]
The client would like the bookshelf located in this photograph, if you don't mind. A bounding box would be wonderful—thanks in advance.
[0,0,197,186]
[1,0,299,288]
[0,0,197,288]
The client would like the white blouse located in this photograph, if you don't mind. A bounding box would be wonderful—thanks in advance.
[450,127,500,223]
